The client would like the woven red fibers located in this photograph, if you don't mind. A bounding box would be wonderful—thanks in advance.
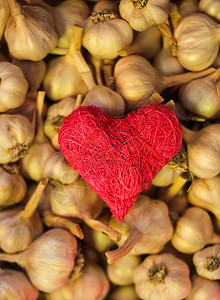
[58,104,182,221]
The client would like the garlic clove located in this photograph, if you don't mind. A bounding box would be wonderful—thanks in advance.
[0,61,28,112]
[5,0,57,61]
[193,244,220,280]
[0,268,39,300]
[185,274,220,300]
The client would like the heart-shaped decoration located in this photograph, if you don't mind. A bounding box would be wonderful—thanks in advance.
[59,104,182,221]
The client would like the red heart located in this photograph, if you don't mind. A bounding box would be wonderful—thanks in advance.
[58,104,182,221]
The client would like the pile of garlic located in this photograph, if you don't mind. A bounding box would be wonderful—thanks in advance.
[0,0,220,299]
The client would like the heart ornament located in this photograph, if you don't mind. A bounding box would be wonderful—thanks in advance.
[59,104,182,221]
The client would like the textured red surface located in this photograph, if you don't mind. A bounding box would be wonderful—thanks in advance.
[58,104,182,221]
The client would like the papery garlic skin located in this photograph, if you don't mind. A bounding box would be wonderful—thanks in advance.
[171,207,220,253]
[5,2,57,61]
[44,97,76,149]
[0,207,43,253]
[0,166,27,208]
[44,151,79,185]
[179,70,220,119]
[0,114,35,164]
[199,0,220,22]
[43,55,88,101]
[193,244,220,280]
[48,262,110,300]
[174,13,220,71]
[0,269,39,300]
[185,274,220,300]
[188,176,220,220]
[133,253,191,300]
[12,59,46,96]
[82,11,133,60]
[0,62,28,112]
[119,0,169,32]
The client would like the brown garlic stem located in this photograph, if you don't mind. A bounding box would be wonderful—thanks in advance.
[43,213,84,240]
[7,0,21,18]
[162,175,188,203]
[105,228,142,264]
[102,60,114,88]
[163,68,216,88]
[83,213,121,242]
[21,177,48,219]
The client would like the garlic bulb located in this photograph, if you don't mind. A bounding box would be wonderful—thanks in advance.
[199,0,220,22]
[44,151,79,185]
[107,254,141,286]
[188,176,220,221]
[12,59,47,97]
[0,178,47,253]
[0,228,78,293]
[119,0,169,32]
[173,13,220,71]
[153,36,185,76]
[133,253,191,300]
[0,269,39,300]
[44,97,77,149]
[0,114,35,164]
[43,27,88,101]
[27,0,90,49]
[0,62,28,112]
[21,92,55,182]
[152,164,181,187]
[193,244,220,280]
[50,177,121,242]
[0,0,9,41]
[179,69,220,119]
[106,195,173,263]
[48,262,110,300]
[182,124,220,178]
[0,165,27,208]
[119,26,161,60]
[108,285,139,300]
[5,0,57,61]
[185,274,220,300]
[82,10,133,60]
[171,207,220,253]
[114,54,215,110]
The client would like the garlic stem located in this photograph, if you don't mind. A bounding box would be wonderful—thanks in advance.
[105,228,143,264]
[163,68,216,88]
[83,213,121,242]
[181,125,194,144]
[7,0,21,18]
[163,175,188,203]
[43,213,84,240]
[21,177,48,219]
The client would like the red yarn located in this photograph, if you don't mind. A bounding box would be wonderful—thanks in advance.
[58,104,182,221]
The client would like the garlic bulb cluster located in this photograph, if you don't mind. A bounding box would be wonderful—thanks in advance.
[173,13,220,71]
[193,244,220,280]
[182,124,220,178]
[0,269,39,300]
[0,114,35,164]
[0,62,28,112]
[179,69,220,119]
[119,0,170,32]
[5,0,57,61]
[186,274,220,300]
[199,0,220,22]
[48,262,110,300]
[0,165,27,208]
[12,59,47,97]
[0,228,78,293]
[106,195,173,263]
[171,207,220,253]
[188,176,220,221]
[82,10,133,60]
[44,151,79,185]
[133,253,191,300]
